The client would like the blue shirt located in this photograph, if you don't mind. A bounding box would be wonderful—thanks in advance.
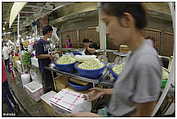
[35,39,51,72]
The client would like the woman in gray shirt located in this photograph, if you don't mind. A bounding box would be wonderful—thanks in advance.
[71,2,161,117]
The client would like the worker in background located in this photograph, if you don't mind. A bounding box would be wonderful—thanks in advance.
[89,41,99,49]
[35,25,55,93]
[71,2,161,117]
[64,35,73,48]
[82,39,97,55]
[20,42,25,51]
[3,43,10,72]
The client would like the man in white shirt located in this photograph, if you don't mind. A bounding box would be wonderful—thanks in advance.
[3,43,10,72]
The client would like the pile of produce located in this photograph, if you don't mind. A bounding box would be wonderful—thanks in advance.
[22,51,31,65]
[74,55,97,62]
[112,63,124,75]
[56,55,76,64]
[78,59,104,70]
[162,68,169,80]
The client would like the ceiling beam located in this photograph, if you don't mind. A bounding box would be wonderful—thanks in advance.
[147,9,171,21]
[20,11,36,14]
[24,4,42,9]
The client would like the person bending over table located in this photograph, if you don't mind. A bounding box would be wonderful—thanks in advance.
[69,2,161,117]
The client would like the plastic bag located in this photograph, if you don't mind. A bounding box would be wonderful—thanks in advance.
[71,100,92,113]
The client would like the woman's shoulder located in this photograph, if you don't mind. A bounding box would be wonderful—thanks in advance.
[134,53,161,72]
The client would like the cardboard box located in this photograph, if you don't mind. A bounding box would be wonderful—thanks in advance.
[54,75,68,92]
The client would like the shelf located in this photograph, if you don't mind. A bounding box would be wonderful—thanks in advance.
[113,52,129,57]
[96,49,117,53]
[99,79,114,87]
[45,67,100,84]
[57,48,83,51]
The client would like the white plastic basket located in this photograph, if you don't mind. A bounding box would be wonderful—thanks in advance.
[24,81,43,102]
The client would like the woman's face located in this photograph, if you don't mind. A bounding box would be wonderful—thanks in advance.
[83,42,90,48]
[101,11,132,48]
[47,31,53,38]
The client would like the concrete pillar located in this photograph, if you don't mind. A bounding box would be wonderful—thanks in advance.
[98,3,107,50]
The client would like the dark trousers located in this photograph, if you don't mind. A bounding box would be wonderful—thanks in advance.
[2,81,16,113]
[41,69,54,93]
[4,59,10,72]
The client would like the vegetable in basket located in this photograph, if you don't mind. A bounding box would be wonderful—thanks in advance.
[56,55,76,64]
[78,59,104,70]
[112,63,124,75]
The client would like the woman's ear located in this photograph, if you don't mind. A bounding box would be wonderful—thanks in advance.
[119,12,135,28]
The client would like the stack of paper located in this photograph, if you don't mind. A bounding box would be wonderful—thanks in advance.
[49,89,85,112]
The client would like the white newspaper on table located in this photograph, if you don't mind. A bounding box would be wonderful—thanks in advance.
[49,89,85,112]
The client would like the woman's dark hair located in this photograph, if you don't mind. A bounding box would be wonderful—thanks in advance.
[42,25,53,35]
[101,2,147,30]
[83,39,90,43]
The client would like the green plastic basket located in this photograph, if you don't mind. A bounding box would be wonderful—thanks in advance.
[161,79,168,88]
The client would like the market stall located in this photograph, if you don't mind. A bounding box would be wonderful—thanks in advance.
[2,2,175,117]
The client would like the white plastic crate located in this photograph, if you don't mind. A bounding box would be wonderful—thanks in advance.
[31,57,39,68]
[24,81,43,102]
[21,73,31,87]
[30,68,42,84]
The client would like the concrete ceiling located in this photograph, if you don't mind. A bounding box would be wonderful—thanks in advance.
[2,2,70,33]
[145,2,171,15]
[2,2,172,34]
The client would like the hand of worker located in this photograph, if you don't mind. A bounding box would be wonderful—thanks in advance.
[83,88,106,101]
[52,51,62,55]
[49,54,54,60]
[51,51,56,55]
